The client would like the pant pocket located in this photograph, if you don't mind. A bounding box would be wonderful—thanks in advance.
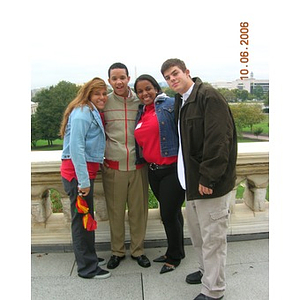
[210,208,229,221]
[209,208,230,240]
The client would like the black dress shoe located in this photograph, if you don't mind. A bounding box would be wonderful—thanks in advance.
[153,255,167,263]
[160,263,176,274]
[131,255,151,268]
[194,293,224,300]
[186,270,203,284]
[107,255,125,269]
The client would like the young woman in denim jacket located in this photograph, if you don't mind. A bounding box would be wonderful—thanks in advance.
[60,77,110,279]
[134,74,185,274]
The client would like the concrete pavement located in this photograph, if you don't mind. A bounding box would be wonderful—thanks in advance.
[31,239,269,300]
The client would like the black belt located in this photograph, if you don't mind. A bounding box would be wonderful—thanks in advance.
[149,162,176,171]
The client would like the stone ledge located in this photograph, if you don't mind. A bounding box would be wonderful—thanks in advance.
[31,143,269,173]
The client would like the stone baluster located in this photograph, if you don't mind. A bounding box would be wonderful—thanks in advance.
[31,187,52,225]
[230,175,246,214]
[244,174,269,211]
[93,178,108,222]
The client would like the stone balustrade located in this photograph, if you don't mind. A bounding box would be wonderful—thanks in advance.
[31,142,269,247]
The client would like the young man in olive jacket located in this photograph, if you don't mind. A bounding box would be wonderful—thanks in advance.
[161,58,237,300]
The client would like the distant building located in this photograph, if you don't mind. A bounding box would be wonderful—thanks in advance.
[232,78,269,94]
[211,81,236,90]
[211,73,269,94]
[31,101,38,115]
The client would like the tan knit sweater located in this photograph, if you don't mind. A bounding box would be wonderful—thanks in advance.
[103,89,142,171]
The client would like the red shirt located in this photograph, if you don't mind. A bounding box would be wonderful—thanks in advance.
[134,103,177,165]
[61,159,100,182]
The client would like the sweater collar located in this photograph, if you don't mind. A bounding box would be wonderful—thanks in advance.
[112,87,137,101]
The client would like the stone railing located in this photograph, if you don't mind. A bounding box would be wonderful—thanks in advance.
[233,143,269,212]
[31,142,269,241]
[31,157,109,225]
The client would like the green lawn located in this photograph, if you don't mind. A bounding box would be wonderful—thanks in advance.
[242,114,269,135]
[32,128,268,151]
[31,139,63,151]
[236,182,269,201]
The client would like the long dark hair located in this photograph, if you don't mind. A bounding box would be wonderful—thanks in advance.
[134,74,163,95]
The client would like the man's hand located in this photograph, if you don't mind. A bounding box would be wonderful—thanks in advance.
[198,184,213,196]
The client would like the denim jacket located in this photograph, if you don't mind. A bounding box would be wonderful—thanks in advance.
[61,103,106,188]
[135,93,179,164]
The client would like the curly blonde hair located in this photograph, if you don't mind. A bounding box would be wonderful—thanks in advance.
[60,77,107,137]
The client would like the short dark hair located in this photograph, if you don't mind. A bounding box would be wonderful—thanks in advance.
[108,62,129,78]
[161,58,187,76]
[134,74,162,95]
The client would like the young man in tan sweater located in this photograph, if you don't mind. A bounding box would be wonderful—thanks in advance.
[102,62,150,269]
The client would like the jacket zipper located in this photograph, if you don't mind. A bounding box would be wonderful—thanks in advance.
[124,98,130,171]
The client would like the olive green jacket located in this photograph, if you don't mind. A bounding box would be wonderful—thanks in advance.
[175,77,237,200]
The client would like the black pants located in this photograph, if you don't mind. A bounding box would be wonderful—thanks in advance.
[62,177,100,278]
[148,166,185,266]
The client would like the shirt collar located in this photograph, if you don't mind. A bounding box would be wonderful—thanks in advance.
[182,83,195,101]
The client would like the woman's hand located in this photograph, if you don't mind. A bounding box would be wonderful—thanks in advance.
[78,187,90,197]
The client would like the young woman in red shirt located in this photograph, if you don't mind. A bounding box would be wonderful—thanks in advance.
[134,74,185,274]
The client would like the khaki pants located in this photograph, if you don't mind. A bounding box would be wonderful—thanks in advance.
[186,192,231,299]
[102,165,149,257]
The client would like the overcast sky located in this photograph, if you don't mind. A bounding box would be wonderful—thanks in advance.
[30,0,269,89]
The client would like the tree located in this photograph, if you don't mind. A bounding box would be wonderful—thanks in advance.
[31,114,40,147]
[254,127,264,138]
[230,103,265,134]
[252,86,264,100]
[263,91,269,106]
[232,89,249,102]
[244,104,266,132]
[217,88,236,102]
[162,87,176,97]
[32,81,79,146]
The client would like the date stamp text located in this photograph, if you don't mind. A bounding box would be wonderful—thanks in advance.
[240,22,249,80]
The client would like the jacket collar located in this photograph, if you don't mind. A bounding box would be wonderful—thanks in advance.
[139,93,168,113]
[175,77,203,105]
[185,77,203,103]
[90,102,104,130]
[154,92,168,104]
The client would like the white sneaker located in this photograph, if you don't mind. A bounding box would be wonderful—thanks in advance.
[93,268,111,279]
[98,257,106,266]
